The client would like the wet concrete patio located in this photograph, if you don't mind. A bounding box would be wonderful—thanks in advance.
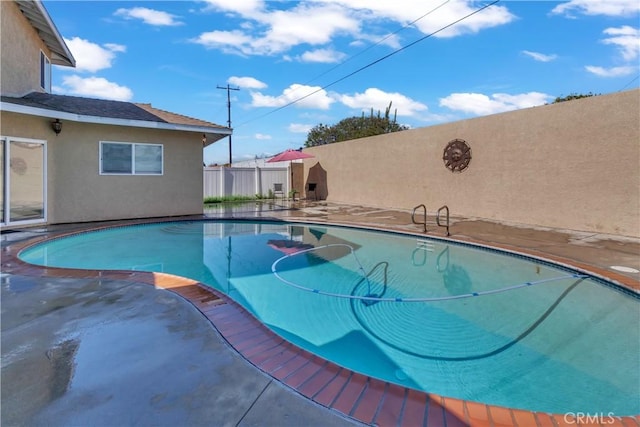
[2,201,638,426]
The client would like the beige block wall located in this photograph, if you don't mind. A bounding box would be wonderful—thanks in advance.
[1,112,205,223]
[304,89,640,237]
[1,1,48,95]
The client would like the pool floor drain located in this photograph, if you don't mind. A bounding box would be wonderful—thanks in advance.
[610,265,640,274]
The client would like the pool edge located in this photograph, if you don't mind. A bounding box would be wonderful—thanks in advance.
[3,218,639,427]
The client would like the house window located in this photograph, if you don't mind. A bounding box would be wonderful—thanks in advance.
[100,142,163,175]
[40,51,51,92]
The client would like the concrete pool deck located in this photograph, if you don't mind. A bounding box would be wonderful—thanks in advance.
[2,201,639,426]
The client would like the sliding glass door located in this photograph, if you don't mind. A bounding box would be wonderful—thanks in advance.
[1,137,46,226]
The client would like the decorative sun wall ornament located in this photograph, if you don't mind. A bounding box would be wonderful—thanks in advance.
[443,139,472,172]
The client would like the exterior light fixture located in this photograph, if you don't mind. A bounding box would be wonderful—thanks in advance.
[51,119,62,135]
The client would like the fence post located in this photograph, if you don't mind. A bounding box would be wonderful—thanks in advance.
[219,166,225,198]
[255,166,261,197]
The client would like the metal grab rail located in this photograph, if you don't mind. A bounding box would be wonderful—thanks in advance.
[436,205,450,236]
[411,204,427,233]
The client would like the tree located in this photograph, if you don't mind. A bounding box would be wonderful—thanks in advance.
[304,102,409,147]
[551,92,599,104]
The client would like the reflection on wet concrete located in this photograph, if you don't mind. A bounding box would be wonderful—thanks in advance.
[0,271,360,427]
[46,339,79,400]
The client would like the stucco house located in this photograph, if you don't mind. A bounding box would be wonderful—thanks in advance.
[1,0,231,229]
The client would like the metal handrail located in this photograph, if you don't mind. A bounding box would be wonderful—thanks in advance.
[411,204,427,233]
[436,205,450,236]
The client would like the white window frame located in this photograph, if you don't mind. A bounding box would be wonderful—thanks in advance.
[40,51,51,92]
[99,141,164,176]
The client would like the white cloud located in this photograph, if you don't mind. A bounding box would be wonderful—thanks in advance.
[228,76,267,89]
[583,27,639,78]
[585,65,636,77]
[255,133,272,140]
[338,88,428,118]
[192,1,514,57]
[193,3,360,56]
[551,0,640,17]
[416,1,515,38]
[56,75,133,101]
[601,26,640,61]
[256,4,359,52]
[299,48,347,63]
[439,92,552,116]
[104,43,126,53]
[201,0,266,17]
[250,84,334,109]
[190,30,255,55]
[288,123,313,133]
[63,37,125,73]
[522,50,558,62]
[321,0,516,38]
[114,7,183,26]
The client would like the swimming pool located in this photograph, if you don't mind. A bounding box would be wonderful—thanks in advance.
[19,220,639,416]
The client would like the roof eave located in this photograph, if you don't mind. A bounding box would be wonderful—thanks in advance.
[1,101,232,140]
[16,0,76,67]
[205,133,229,146]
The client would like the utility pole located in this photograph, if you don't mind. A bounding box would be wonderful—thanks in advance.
[217,84,240,166]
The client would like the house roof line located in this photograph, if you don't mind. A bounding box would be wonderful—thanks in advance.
[16,0,75,67]
[1,101,232,144]
[134,103,226,129]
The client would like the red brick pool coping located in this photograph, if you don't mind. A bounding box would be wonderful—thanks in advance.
[2,219,639,427]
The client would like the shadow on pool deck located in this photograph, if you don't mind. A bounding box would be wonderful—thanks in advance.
[2,201,638,427]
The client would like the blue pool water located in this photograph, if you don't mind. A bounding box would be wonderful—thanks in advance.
[19,221,640,415]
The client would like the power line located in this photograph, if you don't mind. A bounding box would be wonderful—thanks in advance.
[299,0,451,88]
[236,0,500,128]
[619,73,639,91]
[255,0,451,125]
[217,84,240,165]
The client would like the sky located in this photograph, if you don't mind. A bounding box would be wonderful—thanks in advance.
[43,0,640,166]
